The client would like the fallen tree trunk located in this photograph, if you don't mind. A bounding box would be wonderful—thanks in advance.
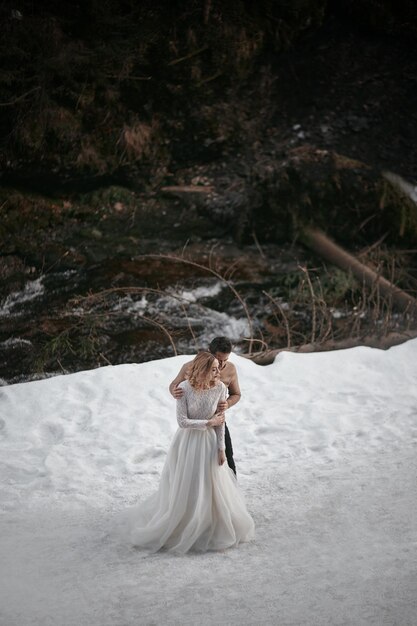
[245,330,417,365]
[300,227,417,314]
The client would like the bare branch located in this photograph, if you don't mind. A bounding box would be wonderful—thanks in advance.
[0,86,41,107]
[167,45,209,66]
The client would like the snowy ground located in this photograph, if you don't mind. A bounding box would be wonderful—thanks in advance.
[1,341,416,626]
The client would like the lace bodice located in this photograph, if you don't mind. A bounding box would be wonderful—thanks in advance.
[176,380,227,450]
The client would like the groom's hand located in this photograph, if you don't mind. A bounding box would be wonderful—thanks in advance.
[171,385,184,399]
[217,399,228,412]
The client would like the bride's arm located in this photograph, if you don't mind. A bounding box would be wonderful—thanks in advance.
[214,420,226,449]
[176,389,224,430]
[214,385,226,450]
[176,392,207,429]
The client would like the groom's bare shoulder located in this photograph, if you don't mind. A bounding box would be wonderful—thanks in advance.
[169,360,193,393]
[178,360,192,378]
[220,361,238,386]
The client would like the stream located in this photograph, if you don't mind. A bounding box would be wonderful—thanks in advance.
[0,240,309,385]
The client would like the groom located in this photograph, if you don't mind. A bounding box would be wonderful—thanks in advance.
[169,336,241,475]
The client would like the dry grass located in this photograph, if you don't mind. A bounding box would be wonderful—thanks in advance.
[35,246,417,374]
[260,248,416,354]
[116,121,157,163]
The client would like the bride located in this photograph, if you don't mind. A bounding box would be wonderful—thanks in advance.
[126,351,255,554]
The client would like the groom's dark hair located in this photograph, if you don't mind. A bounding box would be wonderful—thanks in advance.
[208,336,233,354]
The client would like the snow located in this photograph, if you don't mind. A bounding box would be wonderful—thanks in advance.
[1,340,417,625]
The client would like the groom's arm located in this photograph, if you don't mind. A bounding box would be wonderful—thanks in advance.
[227,366,241,408]
[169,362,191,398]
[218,364,241,412]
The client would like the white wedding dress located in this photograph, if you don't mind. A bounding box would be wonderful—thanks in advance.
[125,380,255,554]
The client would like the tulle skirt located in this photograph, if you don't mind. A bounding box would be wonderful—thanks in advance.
[125,428,255,554]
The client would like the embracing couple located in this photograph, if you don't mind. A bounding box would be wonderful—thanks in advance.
[169,336,240,476]
[124,336,254,554]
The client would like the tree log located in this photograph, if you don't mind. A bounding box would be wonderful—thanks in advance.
[300,227,417,314]
[383,170,417,204]
[244,330,417,365]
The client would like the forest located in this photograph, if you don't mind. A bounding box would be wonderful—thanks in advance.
[1,0,417,382]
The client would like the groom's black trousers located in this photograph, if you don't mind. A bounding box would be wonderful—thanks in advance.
[224,424,236,475]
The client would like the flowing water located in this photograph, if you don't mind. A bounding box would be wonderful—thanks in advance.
[0,242,307,384]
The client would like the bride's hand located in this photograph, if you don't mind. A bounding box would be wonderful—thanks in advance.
[207,412,225,427]
[218,450,226,465]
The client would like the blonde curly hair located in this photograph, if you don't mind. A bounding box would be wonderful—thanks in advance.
[187,352,219,390]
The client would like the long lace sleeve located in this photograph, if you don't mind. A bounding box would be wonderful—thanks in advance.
[176,391,209,430]
[214,384,227,450]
